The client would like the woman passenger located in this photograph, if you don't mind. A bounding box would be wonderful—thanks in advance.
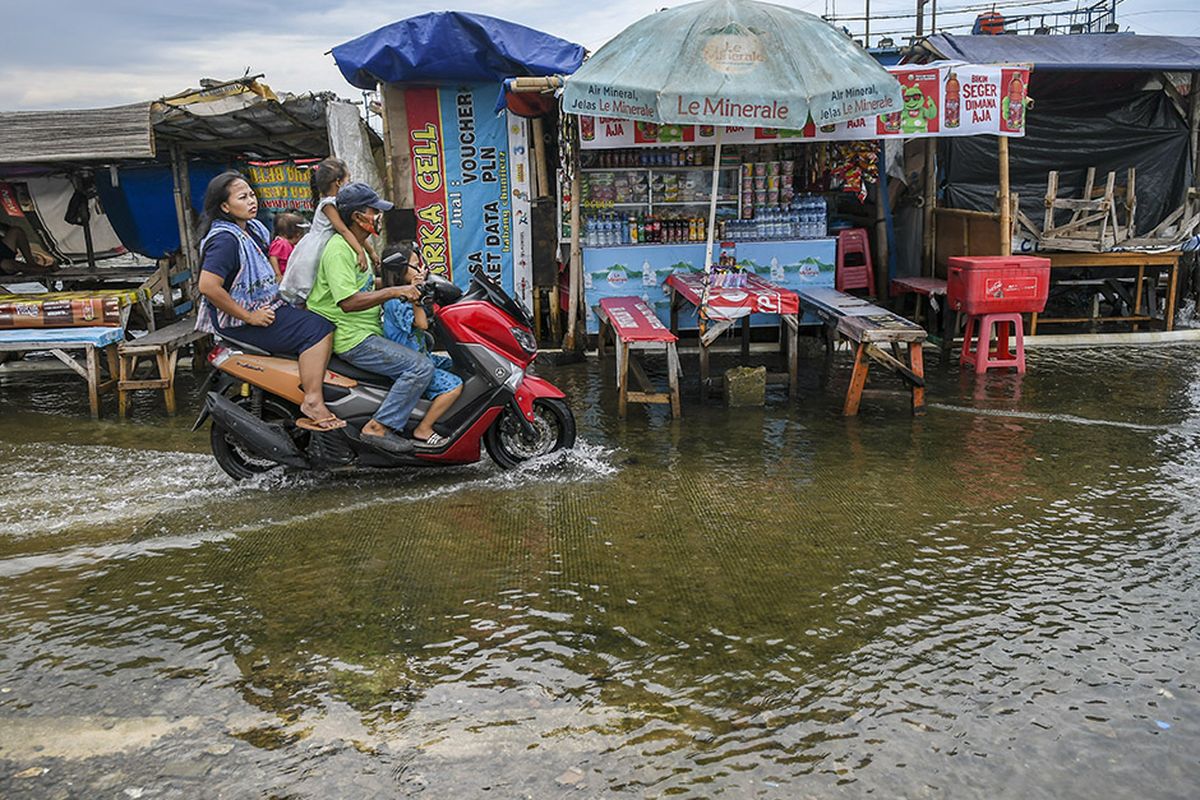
[195,171,345,431]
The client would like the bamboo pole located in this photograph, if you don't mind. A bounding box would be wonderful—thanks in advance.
[565,116,583,351]
[998,135,1011,256]
[703,127,724,276]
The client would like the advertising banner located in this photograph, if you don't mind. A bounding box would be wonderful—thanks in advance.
[405,83,533,310]
[580,63,1029,149]
[246,162,313,212]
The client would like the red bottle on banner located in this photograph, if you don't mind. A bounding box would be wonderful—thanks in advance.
[944,72,961,129]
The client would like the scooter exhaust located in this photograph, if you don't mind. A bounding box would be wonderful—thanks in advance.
[204,392,310,469]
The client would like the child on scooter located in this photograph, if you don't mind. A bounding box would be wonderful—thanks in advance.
[379,243,463,447]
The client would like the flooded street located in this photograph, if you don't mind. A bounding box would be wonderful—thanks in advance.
[2,345,1199,798]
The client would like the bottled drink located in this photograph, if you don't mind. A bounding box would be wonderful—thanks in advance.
[945,71,961,129]
[621,217,630,245]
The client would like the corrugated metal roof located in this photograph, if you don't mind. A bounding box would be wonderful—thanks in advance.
[0,103,154,164]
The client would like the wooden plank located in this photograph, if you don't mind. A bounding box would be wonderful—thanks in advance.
[843,343,869,416]
[626,391,671,404]
[628,355,656,394]
[909,342,926,415]
[1043,170,1059,232]
[864,343,924,386]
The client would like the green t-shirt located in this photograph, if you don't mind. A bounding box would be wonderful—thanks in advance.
[307,234,383,353]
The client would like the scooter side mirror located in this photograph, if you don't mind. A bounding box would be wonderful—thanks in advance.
[424,272,463,305]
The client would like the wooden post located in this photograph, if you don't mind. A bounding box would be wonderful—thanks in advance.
[874,162,888,295]
[531,116,551,200]
[565,116,583,351]
[922,140,936,276]
[381,84,413,209]
[168,144,193,275]
[1190,73,1200,192]
[998,136,1011,256]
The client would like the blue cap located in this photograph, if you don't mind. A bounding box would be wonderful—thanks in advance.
[336,181,394,213]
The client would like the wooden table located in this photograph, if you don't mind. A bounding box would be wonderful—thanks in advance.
[0,326,123,418]
[665,272,801,400]
[594,297,681,418]
[1030,251,1182,334]
[798,287,928,416]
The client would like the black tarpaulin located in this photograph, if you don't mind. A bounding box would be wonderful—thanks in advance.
[942,86,1191,236]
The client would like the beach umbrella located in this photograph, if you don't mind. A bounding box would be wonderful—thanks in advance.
[563,0,902,283]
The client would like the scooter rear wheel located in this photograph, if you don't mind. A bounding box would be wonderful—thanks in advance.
[210,394,304,481]
[484,398,576,469]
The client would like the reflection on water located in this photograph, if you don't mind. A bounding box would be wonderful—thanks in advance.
[2,346,1200,797]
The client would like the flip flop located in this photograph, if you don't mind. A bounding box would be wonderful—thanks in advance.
[414,433,448,450]
[295,415,347,432]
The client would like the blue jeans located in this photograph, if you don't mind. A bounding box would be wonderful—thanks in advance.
[341,334,434,432]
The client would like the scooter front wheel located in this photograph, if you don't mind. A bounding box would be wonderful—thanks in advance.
[211,394,304,481]
[484,398,576,469]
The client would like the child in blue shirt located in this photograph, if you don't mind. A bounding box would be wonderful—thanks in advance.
[380,244,463,447]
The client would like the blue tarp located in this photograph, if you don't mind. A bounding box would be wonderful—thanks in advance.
[331,11,585,89]
[925,33,1200,72]
[96,163,228,259]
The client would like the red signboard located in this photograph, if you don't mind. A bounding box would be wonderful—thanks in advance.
[405,87,452,279]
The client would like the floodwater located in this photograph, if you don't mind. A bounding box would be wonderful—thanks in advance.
[1,343,1199,799]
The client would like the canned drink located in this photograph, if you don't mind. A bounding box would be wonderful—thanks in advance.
[767,188,780,204]
[781,160,795,175]
[754,176,767,191]
[754,189,767,205]
[767,161,780,176]
[767,176,779,190]
[754,162,767,177]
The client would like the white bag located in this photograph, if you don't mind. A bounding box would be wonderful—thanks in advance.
[279,226,333,304]
[279,196,337,304]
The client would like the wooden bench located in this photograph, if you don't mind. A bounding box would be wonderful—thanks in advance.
[0,326,123,418]
[595,297,681,418]
[798,287,928,416]
[118,316,209,418]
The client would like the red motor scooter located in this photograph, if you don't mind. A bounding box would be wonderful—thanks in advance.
[193,269,575,479]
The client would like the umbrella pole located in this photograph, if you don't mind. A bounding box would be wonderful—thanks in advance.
[703,127,724,277]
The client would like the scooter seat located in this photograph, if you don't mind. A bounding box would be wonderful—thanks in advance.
[215,334,271,356]
[327,355,395,388]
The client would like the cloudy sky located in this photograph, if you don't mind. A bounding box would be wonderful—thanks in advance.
[3,0,1197,110]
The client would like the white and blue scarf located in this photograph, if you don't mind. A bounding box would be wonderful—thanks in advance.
[195,218,284,333]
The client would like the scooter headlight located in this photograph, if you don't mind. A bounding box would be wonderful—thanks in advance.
[511,327,537,354]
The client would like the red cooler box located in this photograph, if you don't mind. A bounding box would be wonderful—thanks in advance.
[947,256,1051,315]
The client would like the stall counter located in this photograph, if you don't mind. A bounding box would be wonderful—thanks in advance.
[582,238,836,333]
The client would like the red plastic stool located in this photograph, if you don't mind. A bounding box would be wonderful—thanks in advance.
[835,228,875,295]
[960,313,1026,374]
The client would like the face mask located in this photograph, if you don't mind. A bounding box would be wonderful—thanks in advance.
[360,211,379,236]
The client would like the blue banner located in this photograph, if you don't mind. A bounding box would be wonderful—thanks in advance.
[407,83,533,309]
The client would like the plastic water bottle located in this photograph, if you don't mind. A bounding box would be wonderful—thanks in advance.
[586,217,597,248]
[621,217,630,245]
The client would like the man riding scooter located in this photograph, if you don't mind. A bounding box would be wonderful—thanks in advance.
[305,182,432,454]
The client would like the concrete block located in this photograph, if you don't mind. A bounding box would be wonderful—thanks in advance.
[723,365,766,406]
